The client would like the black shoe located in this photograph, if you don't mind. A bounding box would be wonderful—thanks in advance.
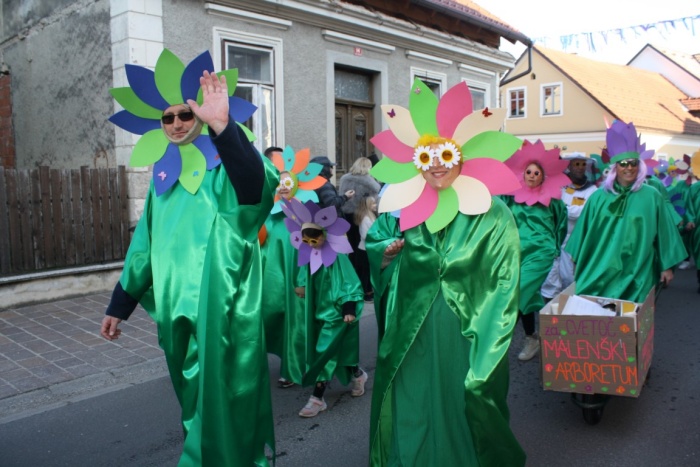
[364,294,374,302]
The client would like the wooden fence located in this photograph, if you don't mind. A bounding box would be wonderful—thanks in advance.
[0,166,130,277]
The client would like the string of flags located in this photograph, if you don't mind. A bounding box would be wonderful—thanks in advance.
[532,14,699,53]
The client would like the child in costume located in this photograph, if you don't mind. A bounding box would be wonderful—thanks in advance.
[281,198,368,418]
[99,50,276,466]
[566,120,686,302]
[501,141,569,361]
[366,79,526,466]
[260,147,325,388]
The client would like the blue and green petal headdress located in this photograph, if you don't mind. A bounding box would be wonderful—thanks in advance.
[109,49,257,196]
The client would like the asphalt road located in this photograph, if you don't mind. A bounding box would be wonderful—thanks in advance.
[1,269,698,466]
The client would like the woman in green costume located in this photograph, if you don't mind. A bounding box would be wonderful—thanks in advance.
[566,120,686,302]
[281,198,367,418]
[261,147,326,387]
[502,140,569,362]
[366,79,526,466]
[100,51,276,466]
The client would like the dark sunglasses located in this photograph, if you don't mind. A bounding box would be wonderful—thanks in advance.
[526,170,541,176]
[617,159,639,168]
[571,161,587,167]
[161,111,194,124]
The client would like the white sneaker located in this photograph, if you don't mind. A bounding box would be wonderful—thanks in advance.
[299,396,327,418]
[351,369,368,397]
[518,334,539,361]
[678,260,691,270]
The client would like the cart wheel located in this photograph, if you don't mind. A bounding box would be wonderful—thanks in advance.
[581,394,604,425]
[571,393,608,425]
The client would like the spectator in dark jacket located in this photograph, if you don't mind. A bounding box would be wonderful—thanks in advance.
[310,156,354,215]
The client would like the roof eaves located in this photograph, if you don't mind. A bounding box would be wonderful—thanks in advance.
[413,0,532,46]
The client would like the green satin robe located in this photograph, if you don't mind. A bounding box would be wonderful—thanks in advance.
[297,254,364,386]
[503,197,567,314]
[684,182,700,264]
[366,200,526,467]
[120,160,278,466]
[260,211,307,383]
[566,184,687,302]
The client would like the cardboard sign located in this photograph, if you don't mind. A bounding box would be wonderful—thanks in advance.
[539,286,654,398]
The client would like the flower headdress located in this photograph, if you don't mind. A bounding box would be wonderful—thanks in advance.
[269,146,326,213]
[281,198,353,273]
[606,120,655,164]
[370,79,521,233]
[504,140,570,206]
[109,49,257,196]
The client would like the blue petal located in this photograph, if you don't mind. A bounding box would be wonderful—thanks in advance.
[229,96,257,123]
[192,135,221,170]
[125,64,170,110]
[108,110,161,135]
[181,51,214,102]
[153,145,182,196]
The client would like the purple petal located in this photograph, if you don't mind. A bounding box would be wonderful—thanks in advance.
[309,247,323,273]
[108,111,161,135]
[153,145,182,196]
[288,198,312,223]
[125,64,170,110]
[192,135,221,170]
[326,234,353,254]
[320,245,337,268]
[326,217,350,236]
[289,230,303,248]
[181,51,214,102]
[283,213,302,232]
[314,206,337,228]
[298,243,312,267]
[304,200,321,217]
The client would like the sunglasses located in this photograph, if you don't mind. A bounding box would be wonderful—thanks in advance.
[161,111,194,124]
[617,159,639,168]
[571,161,587,167]
[526,170,541,176]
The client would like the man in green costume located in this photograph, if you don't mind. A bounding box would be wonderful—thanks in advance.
[99,51,276,466]
[566,120,686,302]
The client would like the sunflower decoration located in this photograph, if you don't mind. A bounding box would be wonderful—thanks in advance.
[108,48,257,196]
[269,146,326,213]
[370,79,522,233]
[281,198,353,274]
[504,140,570,206]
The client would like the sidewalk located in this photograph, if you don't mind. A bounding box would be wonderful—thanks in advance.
[0,293,167,423]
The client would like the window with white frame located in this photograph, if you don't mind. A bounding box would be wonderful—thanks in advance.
[508,87,526,118]
[215,29,283,152]
[541,83,562,116]
[410,68,446,98]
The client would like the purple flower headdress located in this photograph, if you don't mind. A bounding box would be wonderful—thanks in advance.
[281,198,353,273]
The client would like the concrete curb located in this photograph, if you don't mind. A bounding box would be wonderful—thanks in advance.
[0,357,168,425]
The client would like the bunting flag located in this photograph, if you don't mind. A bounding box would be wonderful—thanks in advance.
[532,14,699,54]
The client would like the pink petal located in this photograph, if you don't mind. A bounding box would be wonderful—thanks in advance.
[399,185,438,231]
[370,130,414,163]
[436,81,472,138]
[462,159,520,195]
